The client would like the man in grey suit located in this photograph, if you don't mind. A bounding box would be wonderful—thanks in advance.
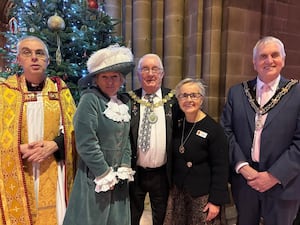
[221,36,300,225]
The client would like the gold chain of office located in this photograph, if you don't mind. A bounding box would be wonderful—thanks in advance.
[243,79,298,115]
[128,89,176,108]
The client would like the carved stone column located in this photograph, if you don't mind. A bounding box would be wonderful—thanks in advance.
[151,0,164,57]
[131,0,151,88]
[202,0,223,118]
[163,0,184,89]
[104,0,122,35]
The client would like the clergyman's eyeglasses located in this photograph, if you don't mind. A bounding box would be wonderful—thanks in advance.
[20,47,47,59]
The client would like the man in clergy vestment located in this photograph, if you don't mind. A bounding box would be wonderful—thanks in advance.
[0,36,76,225]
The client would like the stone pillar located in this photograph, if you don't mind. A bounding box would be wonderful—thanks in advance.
[122,0,133,48]
[132,0,152,88]
[104,0,121,35]
[182,0,204,80]
[151,0,164,56]
[202,0,223,119]
[104,0,135,89]
[163,0,185,89]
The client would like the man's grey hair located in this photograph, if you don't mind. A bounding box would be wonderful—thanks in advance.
[17,36,49,58]
[253,36,286,60]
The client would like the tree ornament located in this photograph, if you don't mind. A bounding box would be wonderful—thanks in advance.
[8,17,18,34]
[88,0,98,9]
[47,13,65,31]
[80,25,88,32]
[55,34,62,65]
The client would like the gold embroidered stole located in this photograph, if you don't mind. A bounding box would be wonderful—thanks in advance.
[50,77,77,200]
[0,75,76,225]
[0,75,32,225]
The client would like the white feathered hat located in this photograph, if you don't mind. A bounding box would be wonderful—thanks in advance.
[78,44,135,88]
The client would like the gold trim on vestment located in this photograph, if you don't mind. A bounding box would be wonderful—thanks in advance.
[23,92,59,102]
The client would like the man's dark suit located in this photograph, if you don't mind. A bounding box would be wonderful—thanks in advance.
[221,77,300,225]
[129,87,179,225]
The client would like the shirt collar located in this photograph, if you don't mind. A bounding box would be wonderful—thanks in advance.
[257,75,280,92]
[142,88,162,99]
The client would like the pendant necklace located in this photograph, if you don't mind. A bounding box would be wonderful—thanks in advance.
[179,118,197,154]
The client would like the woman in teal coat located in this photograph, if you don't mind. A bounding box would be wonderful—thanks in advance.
[63,44,135,225]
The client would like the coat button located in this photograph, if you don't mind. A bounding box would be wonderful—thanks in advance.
[186,161,193,168]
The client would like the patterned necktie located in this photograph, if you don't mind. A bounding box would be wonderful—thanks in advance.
[252,84,270,162]
[138,94,154,152]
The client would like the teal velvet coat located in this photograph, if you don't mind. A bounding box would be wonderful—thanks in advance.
[63,88,132,225]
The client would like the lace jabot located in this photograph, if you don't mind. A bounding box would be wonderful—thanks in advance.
[103,96,130,122]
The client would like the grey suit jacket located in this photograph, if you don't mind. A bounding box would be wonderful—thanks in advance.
[221,77,300,200]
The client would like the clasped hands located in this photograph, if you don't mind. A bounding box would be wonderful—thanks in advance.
[239,165,280,192]
[20,140,58,163]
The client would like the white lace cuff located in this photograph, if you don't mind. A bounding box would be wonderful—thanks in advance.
[94,168,118,193]
[116,167,136,182]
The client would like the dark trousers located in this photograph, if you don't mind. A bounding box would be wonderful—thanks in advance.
[130,165,169,225]
[232,176,300,225]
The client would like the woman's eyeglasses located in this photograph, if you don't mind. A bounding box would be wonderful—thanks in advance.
[177,93,202,100]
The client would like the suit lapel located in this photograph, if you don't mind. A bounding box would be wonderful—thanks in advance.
[244,79,257,132]
[130,88,142,147]
[162,88,173,119]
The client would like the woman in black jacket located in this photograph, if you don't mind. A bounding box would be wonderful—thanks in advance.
[164,78,230,225]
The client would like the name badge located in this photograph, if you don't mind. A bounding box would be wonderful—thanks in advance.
[196,130,207,138]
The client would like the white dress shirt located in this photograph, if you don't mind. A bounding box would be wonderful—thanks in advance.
[137,89,167,168]
[235,76,280,173]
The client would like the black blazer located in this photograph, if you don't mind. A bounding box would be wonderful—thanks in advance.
[129,87,180,185]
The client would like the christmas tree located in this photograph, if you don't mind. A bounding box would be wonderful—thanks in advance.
[0,0,123,101]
